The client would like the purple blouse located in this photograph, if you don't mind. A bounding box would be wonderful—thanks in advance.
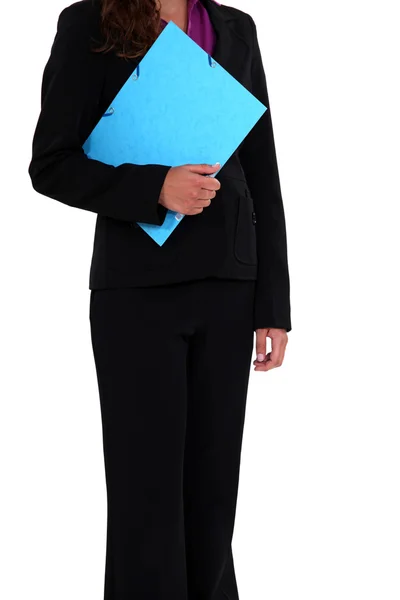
[160,0,217,55]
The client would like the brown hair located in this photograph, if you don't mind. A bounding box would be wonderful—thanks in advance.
[92,0,163,60]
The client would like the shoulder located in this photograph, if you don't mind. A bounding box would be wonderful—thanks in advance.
[49,0,104,61]
[216,2,253,21]
[210,1,256,41]
[56,0,101,38]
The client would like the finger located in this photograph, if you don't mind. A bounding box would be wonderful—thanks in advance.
[189,173,221,191]
[190,197,212,210]
[255,351,279,372]
[253,349,269,365]
[186,163,220,175]
[253,340,287,371]
[255,329,267,363]
[199,176,221,191]
[196,189,217,201]
[193,201,211,211]
[187,207,204,215]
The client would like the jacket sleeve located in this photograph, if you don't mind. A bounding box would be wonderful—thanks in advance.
[239,14,292,332]
[28,6,171,226]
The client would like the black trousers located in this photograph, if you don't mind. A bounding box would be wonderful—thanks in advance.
[89,277,256,600]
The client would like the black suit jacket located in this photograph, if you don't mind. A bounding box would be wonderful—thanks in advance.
[28,0,292,332]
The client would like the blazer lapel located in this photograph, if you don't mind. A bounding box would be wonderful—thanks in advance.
[202,0,250,83]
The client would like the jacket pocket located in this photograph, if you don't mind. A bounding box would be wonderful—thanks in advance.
[233,189,257,266]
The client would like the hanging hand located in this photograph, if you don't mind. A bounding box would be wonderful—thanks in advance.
[253,328,288,372]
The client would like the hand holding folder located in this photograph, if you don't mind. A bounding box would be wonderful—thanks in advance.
[158,161,221,216]
[83,20,267,246]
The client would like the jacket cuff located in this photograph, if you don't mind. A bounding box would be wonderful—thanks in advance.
[253,285,292,332]
[128,164,172,226]
[155,201,168,225]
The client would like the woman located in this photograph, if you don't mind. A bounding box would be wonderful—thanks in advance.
[28,0,291,598]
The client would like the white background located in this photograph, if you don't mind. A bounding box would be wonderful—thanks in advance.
[1,0,400,598]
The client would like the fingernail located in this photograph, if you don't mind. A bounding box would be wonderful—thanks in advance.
[213,162,220,166]
[257,353,265,362]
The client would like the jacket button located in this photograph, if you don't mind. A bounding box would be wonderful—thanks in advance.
[252,211,257,225]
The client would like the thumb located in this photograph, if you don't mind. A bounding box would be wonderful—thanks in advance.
[255,330,267,362]
[185,162,220,175]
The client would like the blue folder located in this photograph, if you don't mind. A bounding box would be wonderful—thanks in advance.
[83,20,267,245]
